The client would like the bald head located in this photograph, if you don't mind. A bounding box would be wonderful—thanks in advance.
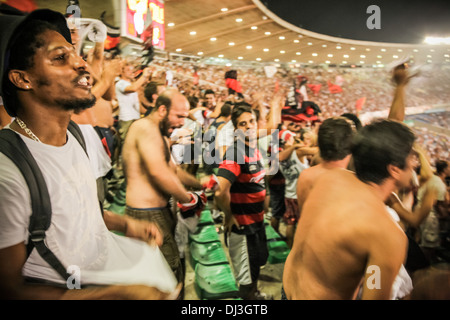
[153,88,187,113]
[153,89,189,137]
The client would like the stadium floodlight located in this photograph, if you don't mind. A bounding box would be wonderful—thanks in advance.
[424,36,450,45]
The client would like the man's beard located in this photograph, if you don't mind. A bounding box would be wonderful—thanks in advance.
[58,95,97,114]
[37,72,97,113]
[159,114,171,137]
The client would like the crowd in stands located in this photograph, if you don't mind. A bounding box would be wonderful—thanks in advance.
[0,8,448,300]
[141,58,450,165]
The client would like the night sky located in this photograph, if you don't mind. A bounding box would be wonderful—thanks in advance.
[262,0,450,44]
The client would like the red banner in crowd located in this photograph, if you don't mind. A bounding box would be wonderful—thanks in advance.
[307,84,322,95]
[327,80,343,94]
[355,97,366,111]
[2,0,37,12]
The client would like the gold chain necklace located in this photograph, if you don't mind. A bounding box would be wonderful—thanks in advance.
[15,117,41,143]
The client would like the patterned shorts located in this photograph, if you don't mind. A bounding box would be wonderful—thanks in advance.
[283,197,300,225]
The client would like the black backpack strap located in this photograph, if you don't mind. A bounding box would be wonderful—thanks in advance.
[67,120,87,156]
[0,129,69,281]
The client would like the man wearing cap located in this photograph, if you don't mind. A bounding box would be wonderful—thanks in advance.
[0,9,180,299]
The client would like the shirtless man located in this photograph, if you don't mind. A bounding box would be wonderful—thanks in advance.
[283,119,416,299]
[122,89,205,297]
[296,117,354,213]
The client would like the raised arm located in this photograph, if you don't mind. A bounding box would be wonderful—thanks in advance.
[91,59,121,100]
[207,98,224,121]
[123,67,152,94]
[388,63,415,122]
[263,91,284,132]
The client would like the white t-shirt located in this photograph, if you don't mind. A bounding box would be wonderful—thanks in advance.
[280,151,309,199]
[78,124,111,179]
[0,130,177,291]
[171,118,202,165]
[115,79,141,121]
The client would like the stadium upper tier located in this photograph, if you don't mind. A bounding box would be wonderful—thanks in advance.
[34,0,450,68]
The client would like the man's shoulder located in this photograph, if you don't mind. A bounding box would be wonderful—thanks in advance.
[127,118,159,140]
[299,164,320,179]
[131,116,155,129]
[312,167,354,186]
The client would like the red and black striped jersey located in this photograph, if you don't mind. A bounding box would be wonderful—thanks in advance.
[218,141,266,234]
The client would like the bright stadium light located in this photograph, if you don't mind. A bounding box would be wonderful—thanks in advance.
[424,36,450,45]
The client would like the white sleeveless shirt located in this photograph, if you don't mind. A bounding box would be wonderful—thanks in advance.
[280,150,310,199]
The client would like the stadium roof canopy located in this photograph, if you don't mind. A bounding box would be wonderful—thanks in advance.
[35,0,450,68]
